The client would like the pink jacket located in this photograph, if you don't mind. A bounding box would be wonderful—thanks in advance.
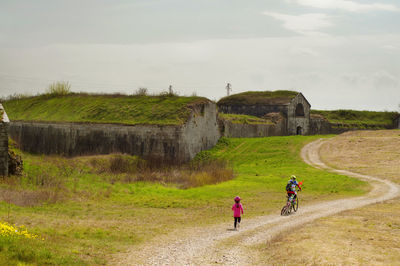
[232,203,244,218]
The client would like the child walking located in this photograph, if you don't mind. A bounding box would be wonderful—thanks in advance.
[232,196,244,230]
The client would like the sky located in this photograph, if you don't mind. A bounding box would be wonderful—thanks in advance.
[0,0,399,111]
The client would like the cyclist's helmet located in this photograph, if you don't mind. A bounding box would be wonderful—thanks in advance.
[291,175,297,180]
[234,196,241,202]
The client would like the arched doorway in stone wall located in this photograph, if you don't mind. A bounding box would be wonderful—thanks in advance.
[296,126,302,135]
[295,103,305,117]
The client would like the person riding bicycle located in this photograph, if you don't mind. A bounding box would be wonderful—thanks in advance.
[286,175,301,203]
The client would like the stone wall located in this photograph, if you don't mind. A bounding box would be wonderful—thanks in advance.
[219,119,286,138]
[218,93,312,136]
[0,123,8,176]
[181,102,221,159]
[309,115,397,135]
[0,104,9,176]
[395,116,400,129]
[309,115,332,135]
[9,102,220,163]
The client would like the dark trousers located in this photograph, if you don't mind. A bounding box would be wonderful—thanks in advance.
[234,217,241,228]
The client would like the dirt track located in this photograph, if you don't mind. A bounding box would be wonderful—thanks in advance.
[115,138,400,265]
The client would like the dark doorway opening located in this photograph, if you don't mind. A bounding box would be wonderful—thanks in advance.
[296,126,302,135]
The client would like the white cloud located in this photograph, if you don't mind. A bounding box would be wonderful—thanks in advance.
[263,12,333,35]
[290,0,400,12]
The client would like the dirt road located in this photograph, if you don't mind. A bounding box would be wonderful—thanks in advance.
[115,138,400,265]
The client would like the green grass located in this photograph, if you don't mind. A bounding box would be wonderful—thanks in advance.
[3,93,208,125]
[311,109,399,128]
[0,236,81,265]
[0,136,368,264]
[219,113,274,124]
[218,90,298,105]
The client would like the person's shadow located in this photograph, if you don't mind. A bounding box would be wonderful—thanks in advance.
[226,228,237,231]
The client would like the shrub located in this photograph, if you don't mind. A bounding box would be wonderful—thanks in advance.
[89,154,144,174]
[134,88,148,96]
[45,81,71,95]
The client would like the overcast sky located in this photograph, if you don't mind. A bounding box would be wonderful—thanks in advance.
[0,0,399,111]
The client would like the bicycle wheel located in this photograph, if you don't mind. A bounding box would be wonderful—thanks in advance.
[293,197,299,212]
[287,202,292,214]
[281,205,288,216]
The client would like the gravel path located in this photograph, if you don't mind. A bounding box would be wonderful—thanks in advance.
[115,138,400,265]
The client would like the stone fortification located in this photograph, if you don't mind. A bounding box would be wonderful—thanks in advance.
[9,102,220,163]
[218,91,311,135]
[309,114,332,135]
[219,119,286,138]
[218,104,288,119]
[309,114,397,135]
[0,104,9,176]
[286,93,310,135]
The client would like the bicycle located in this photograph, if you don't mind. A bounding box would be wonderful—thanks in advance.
[280,192,299,216]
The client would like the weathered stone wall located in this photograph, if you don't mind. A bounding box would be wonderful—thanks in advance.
[309,116,396,135]
[0,104,9,176]
[218,104,289,118]
[395,116,400,129]
[309,116,332,135]
[0,123,8,176]
[219,119,286,138]
[181,102,220,159]
[287,94,311,135]
[218,93,312,136]
[9,102,220,163]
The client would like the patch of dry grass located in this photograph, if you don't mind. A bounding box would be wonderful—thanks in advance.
[84,154,234,188]
[320,130,400,183]
[254,130,400,264]
[255,198,400,265]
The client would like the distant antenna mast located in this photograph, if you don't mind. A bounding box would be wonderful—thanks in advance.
[168,85,173,95]
[226,83,232,96]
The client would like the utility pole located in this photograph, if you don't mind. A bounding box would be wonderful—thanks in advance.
[226,83,232,96]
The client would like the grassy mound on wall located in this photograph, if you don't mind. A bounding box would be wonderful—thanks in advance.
[218,90,299,105]
[311,109,399,128]
[3,93,209,125]
[218,113,274,124]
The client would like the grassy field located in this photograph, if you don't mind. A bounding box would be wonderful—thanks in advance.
[0,136,368,265]
[311,109,399,128]
[255,130,400,265]
[2,93,208,125]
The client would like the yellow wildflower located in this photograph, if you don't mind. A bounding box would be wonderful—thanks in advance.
[0,221,40,239]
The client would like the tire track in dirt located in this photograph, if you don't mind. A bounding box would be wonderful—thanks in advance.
[114,138,400,265]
